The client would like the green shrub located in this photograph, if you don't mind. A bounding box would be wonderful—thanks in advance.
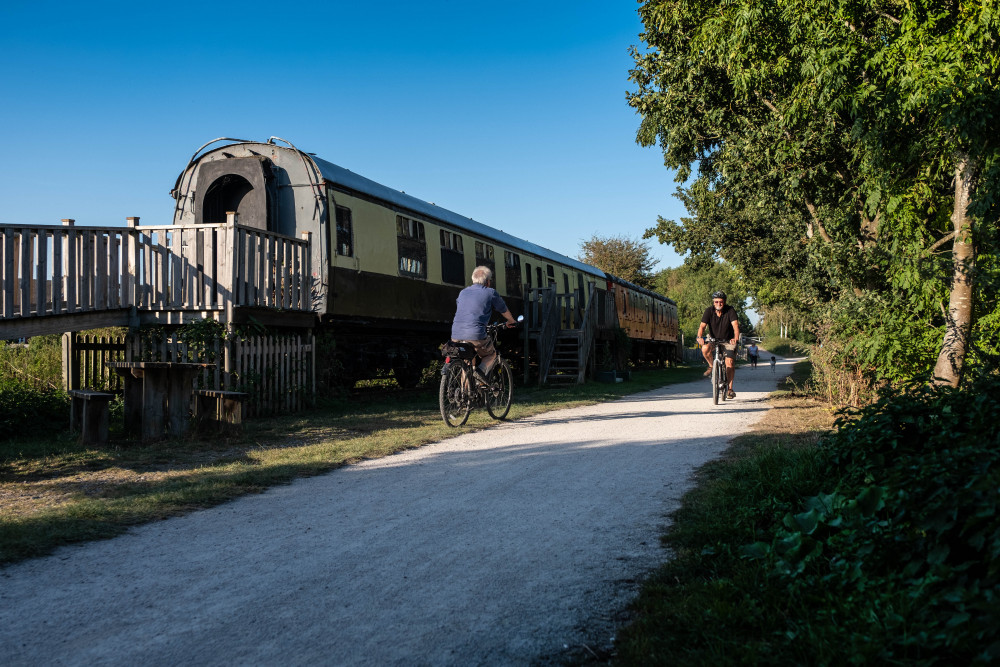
[617,380,1000,665]
[0,382,69,441]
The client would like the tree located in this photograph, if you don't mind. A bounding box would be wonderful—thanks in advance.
[578,235,658,289]
[654,262,750,344]
[629,0,1000,390]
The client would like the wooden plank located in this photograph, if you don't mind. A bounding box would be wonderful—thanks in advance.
[35,231,48,316]
[278,241,292,308]
[2,229,13,318]
[82,231,94,311]
[124,227,135,308]
[67,229,78,313]
[171,227,183,308]
[266,236,276,307]
[52,231,63,315]
[19,231,31,317]
[247,230,258,306]
[111,234,122,308]
[95,232,108,311]
[159,231,170,309]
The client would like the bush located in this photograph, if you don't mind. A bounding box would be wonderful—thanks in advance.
[0,382,69,441]
[617,379,1000,665]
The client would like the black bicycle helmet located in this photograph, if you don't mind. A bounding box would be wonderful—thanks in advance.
[711,290,727,300]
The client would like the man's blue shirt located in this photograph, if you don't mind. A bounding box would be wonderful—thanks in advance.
[451,284,508,340]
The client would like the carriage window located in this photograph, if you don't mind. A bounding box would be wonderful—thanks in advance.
[546,264,555,287]
[563,273,570,294]
[475,241,495,275]
[525,262,532,288]
[577,274,586,304]
[536,266,543,287]
[396,215,426,279]
[504,250,522,296]
[440,230,464,285]
[335,206,354,257]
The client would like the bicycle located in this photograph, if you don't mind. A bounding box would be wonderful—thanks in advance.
[704,336,729,405]
[439,317,522,427]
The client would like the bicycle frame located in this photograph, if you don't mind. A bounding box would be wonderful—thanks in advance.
[440,318,520,426]
[704,336,729,405]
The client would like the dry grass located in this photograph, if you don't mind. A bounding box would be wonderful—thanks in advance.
[1,366,707,563]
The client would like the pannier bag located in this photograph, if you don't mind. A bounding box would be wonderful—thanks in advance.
[441,341,476,360]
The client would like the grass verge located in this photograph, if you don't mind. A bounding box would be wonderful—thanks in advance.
[612,365,836,664]
[1,365,706,565]
[612,364,1000,665]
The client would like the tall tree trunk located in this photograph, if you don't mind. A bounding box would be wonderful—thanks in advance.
[932,152,976,388]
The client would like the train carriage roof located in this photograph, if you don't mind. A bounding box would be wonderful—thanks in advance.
[605,273,677,305]
[311,155,605,279]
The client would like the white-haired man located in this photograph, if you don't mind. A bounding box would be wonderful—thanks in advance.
[451,266,518,376]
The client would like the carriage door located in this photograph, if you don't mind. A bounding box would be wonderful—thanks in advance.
[196,156,275,231]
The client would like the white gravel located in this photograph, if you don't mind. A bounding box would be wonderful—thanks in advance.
[0,357,796,666]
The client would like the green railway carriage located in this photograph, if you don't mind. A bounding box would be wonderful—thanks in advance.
[170,137,612,384]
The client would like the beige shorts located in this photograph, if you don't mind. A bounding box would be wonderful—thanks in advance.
[704,340,737,359]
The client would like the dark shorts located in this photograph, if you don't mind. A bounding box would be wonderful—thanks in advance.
[456,338,495,359]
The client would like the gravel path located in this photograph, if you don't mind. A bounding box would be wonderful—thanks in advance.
[1,358,796,666]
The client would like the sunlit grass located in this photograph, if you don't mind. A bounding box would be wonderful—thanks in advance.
[1,365,705,564]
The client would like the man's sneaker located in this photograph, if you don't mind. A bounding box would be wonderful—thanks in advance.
[727,390,736,399]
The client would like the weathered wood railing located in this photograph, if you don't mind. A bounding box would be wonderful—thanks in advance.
[576,283,598,383]
[1,218,313,338]
[62,329,316,416]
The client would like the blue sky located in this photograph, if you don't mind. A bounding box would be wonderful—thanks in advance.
[0,1,686,271]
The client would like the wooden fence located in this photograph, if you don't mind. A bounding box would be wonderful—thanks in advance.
[1,218,313,338]
[62,330,315,416]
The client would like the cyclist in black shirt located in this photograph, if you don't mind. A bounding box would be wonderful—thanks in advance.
[695,290,741,398]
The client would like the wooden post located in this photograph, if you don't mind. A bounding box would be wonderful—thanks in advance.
[301,231,312,312]
[125,217,139,307]
[62,332,73,392]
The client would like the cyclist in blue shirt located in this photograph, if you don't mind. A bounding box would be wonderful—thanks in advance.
[451,266,518,376]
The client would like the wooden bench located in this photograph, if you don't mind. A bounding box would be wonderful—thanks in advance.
[68,389,115,446]
[195,389,249,434]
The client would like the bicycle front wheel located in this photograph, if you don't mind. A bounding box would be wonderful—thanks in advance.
[485,360,514,420]
[440,363,471,427]
[712,360,721,405]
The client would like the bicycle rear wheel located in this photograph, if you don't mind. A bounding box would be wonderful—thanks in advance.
[712,360,721,405]
[440,363,471,427]
[485,360,513,420]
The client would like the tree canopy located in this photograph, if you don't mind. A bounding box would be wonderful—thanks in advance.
[630,0,1000,396]
[654,261,751,343]
[578,235,659,288]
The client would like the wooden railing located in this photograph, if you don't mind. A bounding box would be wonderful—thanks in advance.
[1,218,313,338]
[576,283,598,383]
[62,329,315,416]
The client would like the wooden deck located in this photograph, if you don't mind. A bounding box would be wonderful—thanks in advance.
[0,217,314,339]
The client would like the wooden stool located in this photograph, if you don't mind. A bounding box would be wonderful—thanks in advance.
[195,390,249,434]
[68,390,115,446]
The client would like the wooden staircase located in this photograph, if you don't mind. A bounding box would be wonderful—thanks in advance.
[523,283,605,385]
[546,331,584,383]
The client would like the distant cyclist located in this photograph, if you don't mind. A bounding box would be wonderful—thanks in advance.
[695,290,740,399]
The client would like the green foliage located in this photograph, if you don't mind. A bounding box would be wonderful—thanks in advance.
[617,379,1000,665]
[0,384,69,440]
[0,336,68,440]
[630,0,1000,391]
[655,261,751,342]
[578,234,659,289]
